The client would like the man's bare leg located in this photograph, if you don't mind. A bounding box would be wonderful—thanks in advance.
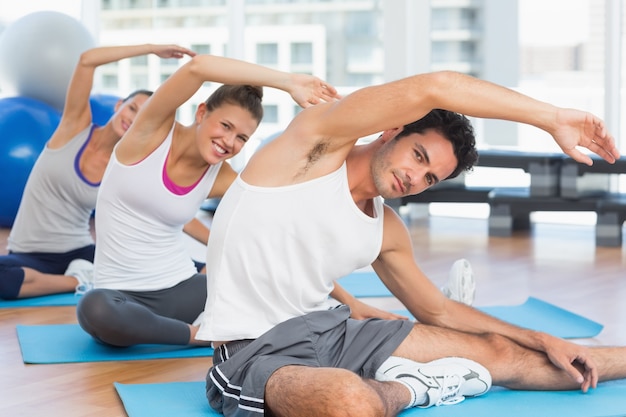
[392,322,626,391]
[265,365,408,417]
[265,357,490,416]
[265,322,626,416]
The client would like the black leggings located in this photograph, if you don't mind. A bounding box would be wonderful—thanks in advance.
[76,274,206,347]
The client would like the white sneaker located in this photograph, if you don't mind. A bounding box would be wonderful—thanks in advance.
[65,259,94,295]
[376,356,491,408]
[441,258,475,305]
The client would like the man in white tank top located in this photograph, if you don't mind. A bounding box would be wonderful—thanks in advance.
[200,69,626,416]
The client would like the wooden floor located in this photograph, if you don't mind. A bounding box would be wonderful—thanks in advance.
[1,211,626,416]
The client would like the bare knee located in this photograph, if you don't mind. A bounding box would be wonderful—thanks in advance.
[266,366,385,417]
[479,332,546,384]
[483,331,514,355]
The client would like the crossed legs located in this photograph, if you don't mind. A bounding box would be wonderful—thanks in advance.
[76,274,207,346]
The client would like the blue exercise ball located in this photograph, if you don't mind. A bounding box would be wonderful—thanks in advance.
[90,94,121,127]
[0,96,61,227]
[0,11,95,111]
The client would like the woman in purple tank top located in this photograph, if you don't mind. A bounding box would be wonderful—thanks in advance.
[0,43,195,300]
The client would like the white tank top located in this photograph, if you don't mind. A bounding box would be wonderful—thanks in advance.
[197,162,384,341]
[8,125,98,253]
[94,126,221,291]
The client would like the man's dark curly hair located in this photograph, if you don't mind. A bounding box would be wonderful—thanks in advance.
[394,109,478,179]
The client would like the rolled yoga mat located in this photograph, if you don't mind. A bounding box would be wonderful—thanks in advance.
[0,292,78,308]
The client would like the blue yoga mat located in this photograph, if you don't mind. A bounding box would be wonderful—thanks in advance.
[115,379,626,417]
[0,293,78,308]
[339,272,603,339]
[392,297,604,339]
[338,271,389,297]
[404,381,626,417]
[16,323,213,364]
[0,271,376,308]
[116,381,217,417]
[1,270,379,307]
[479,297,603,339]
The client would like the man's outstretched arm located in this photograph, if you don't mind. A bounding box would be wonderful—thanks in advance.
[308,71,619,165]
[373,205,599,392]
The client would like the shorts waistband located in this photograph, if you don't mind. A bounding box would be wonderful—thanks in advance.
[213,339,254,365]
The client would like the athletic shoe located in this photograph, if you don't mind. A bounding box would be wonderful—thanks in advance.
[375,356,491,408]
[65,259,95,295]
[441,258,475,305]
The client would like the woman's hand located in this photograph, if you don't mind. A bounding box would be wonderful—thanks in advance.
[152,44,197,60]
[539,333,598,392]
[288,74,341,108]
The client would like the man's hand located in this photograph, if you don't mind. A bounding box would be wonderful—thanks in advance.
[552,108,620,165]
[542,334,598,392]
[348,299,409,321]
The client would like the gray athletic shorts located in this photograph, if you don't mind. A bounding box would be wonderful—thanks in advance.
[206,305,414,416]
